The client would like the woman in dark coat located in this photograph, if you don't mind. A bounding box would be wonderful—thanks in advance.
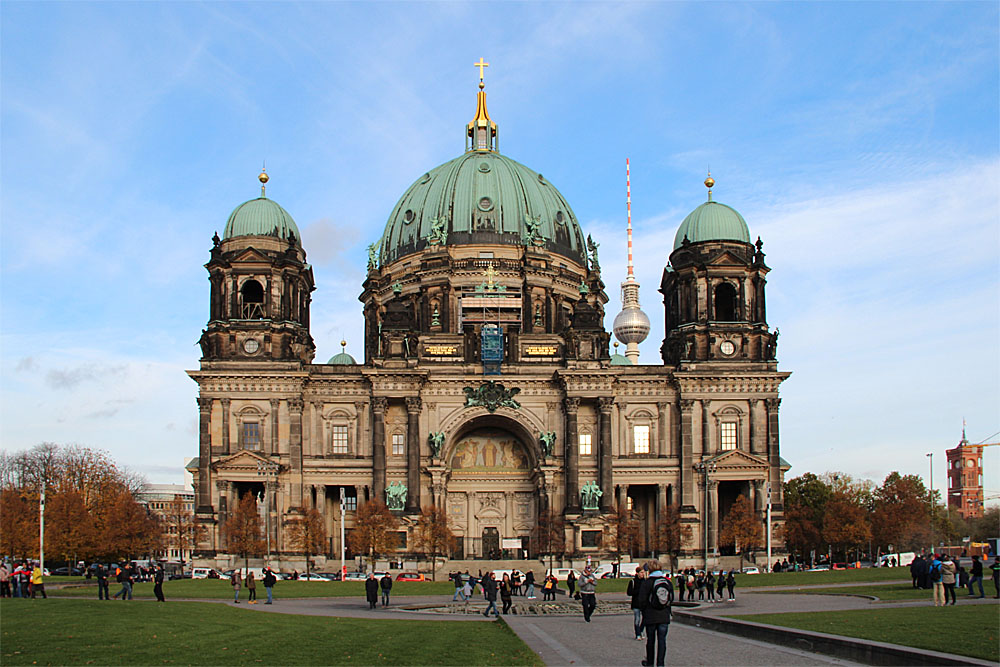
[716,570,726,600]
[567,570,577,597]
[726,570,736,600]
[364,573,379,609]
[500,573,513,614]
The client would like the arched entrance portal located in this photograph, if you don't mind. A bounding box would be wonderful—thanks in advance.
[444,424,539,559]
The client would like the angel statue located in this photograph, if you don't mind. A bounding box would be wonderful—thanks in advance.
[586,235,600,271]
[385,481,407,511]
[428,432,445,458]
[523,215,543,246]
[539,432,557,458]
[367,242,379,271]
[427,216,448,246]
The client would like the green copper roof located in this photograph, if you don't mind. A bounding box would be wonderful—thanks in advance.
[673,200,751,250]
[327,351,357,365]
[224,197,300,242]
[610,353,633,366]
[380,151,586,265]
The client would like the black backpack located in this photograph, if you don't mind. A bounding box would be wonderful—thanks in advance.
[648,576,673,610]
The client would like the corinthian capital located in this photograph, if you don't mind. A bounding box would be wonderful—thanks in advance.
[405,396,422,414]
[563,397,580,414]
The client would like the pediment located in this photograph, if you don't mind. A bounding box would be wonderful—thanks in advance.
[230,247,272,264]
[706,249,750,267]
[212,450,281,473]
[706,449,768,470]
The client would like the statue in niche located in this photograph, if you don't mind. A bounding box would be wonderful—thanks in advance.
[539,432,556,458]
[580,481,603,510]
[428,432,445,458]
[386,481,407,511]
[427,216,448,246]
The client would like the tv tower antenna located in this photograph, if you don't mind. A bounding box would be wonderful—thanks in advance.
[612,158,650,363]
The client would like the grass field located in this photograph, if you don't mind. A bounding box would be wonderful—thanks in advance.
[729,603,1000,662]
[50,578,457,599]
[766,582,992,602]
[0,599,543,666]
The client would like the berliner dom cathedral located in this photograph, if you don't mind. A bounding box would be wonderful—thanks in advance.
[188,62,789,569]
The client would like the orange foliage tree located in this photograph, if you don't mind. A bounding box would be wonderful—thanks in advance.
[347,501,399,570]
[412,505,454,580]
[286,508,327,578]
[718,495,763,570]
[651,503,691,571]
[223,493,266,575]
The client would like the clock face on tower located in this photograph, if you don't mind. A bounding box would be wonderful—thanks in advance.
[243,338,260,354]
[720,340,736,356]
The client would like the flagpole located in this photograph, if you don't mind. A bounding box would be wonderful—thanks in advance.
[766,482,772,572]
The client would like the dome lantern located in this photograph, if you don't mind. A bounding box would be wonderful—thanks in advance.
[467,58,497,152]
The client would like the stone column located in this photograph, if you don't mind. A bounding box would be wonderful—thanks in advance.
[657,402,669,457]
[354,401,367,456]
[220,398,231,455]
[564,398,580,512]
[658,484,668,516]
[372,398,387,503]
[679,399,698,510]
[708,481,719,553]
[216,479,229,548]
[598,397,614,511]
[269,398,280,455]
[313,400,323,457]
[617,484,627,511]
[766,398,783,509]
[267,480,279,553]
[197,397,213,511]
[752,479,764,514]
[289,398,303,508]
[750,399,766,455]
[405,396,422,513]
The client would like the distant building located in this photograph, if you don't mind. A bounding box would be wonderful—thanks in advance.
[139,483,196,562]
[946,429,987,519]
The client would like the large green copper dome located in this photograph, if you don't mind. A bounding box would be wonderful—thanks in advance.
[380,150,586,265]
[224,197,300,242]
[673,200,751,250]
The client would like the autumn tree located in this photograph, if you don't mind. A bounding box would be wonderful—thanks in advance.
[651,503,691,571]
[286,509,327,578]
[347,501,399,569]
[870,472,932,552]
[607,505,640,567]
[223,493,265,574]
[821,490,871,561]
[46,490,97,566]
[718,495,763,570]
[531,509,566,571]
[0,488,37,560]
[783,473,832,563]
[412,505,454,581]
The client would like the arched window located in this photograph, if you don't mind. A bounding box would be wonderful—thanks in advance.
[241,279,265,319]
[714,283,739,321]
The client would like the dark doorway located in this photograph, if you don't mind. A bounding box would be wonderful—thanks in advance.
[717,480,751,556]
[482,527,500,559]
[714,283,739,321]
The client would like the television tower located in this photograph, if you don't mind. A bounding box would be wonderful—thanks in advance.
[612,158,650,363]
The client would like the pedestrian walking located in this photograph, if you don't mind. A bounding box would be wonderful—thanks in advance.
[638,560,673,667]
[482,572,499,617]
[627,567,647,640]
[153,564,165,602]
[524,570,536,599]
[451,571,467,601]
[512,570,522,596]
[380,572,393,607]
[543,574,556,601]
[231,570,242,603]
[246,571,257,603]
[567,570,577,598]
[579,565,597,622]
[941,555,957,605]
[705,572,716,602]
[263,566,277,604]
[365,572,378,609]
[990,556,1000,598]
[30,563,46,599]
[0,561,10,598]
[968,555,985,598]
[726,570,736,601]
[96,564,109,600]
[930,554,945,606]
[500,573,513,615]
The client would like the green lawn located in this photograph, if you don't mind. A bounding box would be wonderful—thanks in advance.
[0,599,543,666]
[596,567,908,593]
[50,578,456,599]
[766,582,982,602]
[729,603,1000,662]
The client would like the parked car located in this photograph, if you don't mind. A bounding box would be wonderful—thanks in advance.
[395,572,425,582]
[51,567,83,576]
[296,573,333,581]
[594,562,641,579]
[741,566,761,575]
[343,571,368,581]
[168,572,192,581]
[191,567,224,579]
[831,563,848,570]
[807,565,830,571]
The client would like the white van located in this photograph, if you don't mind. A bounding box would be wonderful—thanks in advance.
[191,567,223,579]
[878,552,915,568]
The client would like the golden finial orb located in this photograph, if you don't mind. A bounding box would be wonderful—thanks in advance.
[340,339,347,349]
[704,173,714,189]
[259,170,269,185]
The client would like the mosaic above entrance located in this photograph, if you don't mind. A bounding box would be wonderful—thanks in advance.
[450,428,530,473]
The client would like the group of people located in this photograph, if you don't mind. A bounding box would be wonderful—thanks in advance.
[364,572,393,608]
[910,554,999,605]
[230,567,278,604]
[448,569,542,604]
[0,561,46,598]
[668,568,737,602]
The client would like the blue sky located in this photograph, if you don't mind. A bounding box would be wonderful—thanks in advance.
[2,2,998,502]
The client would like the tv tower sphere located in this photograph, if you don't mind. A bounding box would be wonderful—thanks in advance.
[613,297,651,345]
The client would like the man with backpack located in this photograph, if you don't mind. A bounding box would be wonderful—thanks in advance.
[638,561,673,667]
[262,566,277,604]
[929,554,944,606]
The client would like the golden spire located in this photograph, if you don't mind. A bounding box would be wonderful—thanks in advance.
[704,169,714,202]
[468,58,497,151]
[259,163,269,198]
[340,339,347,352]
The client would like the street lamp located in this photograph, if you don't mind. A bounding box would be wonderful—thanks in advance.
[256,460,279,561]
[926,452,934,552]
[696,461,717,569]
[339,487,347,581]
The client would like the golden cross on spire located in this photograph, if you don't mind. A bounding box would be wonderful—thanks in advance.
[474,57,489,88]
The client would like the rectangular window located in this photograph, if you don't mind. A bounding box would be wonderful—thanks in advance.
[242,422,261,450]
[626,496,633,511]
[342,489,357,511]
[579,433,592,456]
[581,530,602,548]
[720,422,737,451]
[392,433,405,456]
[331,425,349,454]
[633,425,650,454]
[396,531,407,550]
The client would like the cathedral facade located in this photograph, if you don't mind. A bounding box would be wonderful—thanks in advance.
[188,73,789,569]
